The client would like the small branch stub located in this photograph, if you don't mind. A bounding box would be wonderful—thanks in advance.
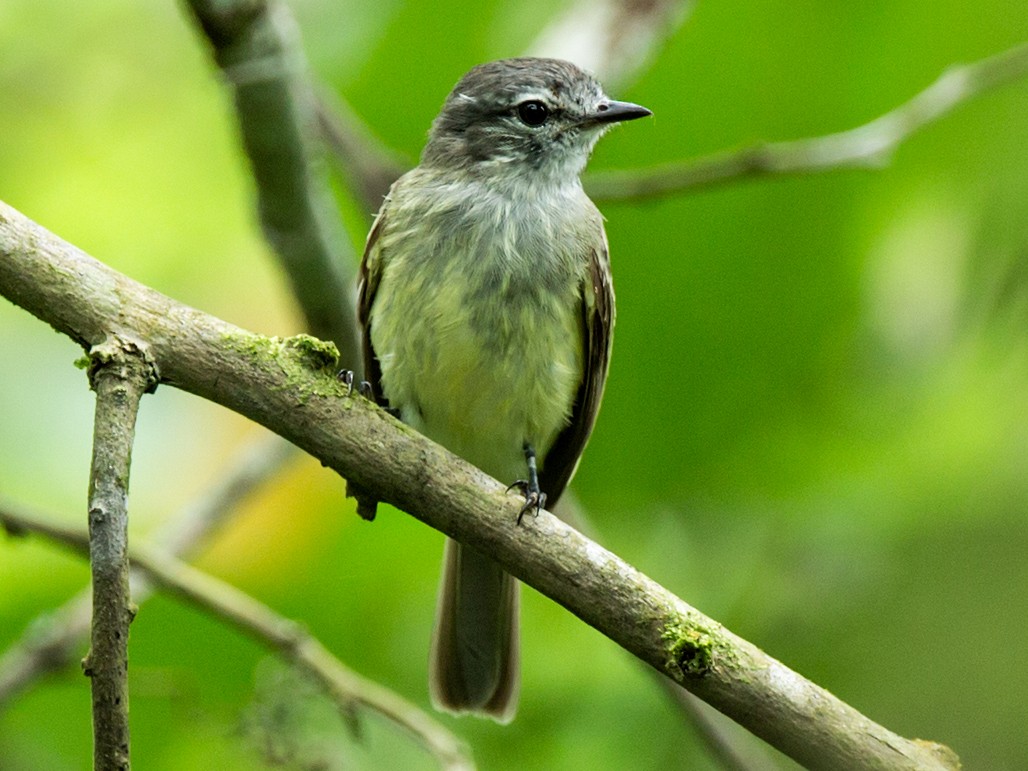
[86,338,159,396]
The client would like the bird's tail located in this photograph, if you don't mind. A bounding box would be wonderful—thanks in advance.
[429,538,520,722]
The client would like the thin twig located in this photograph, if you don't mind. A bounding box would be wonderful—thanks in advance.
[0,506,473,771]
[314,87,409,215]
[82,337,157,771]
[0,201,960,770]
[586,40,1028,201]
[0,436,296,708]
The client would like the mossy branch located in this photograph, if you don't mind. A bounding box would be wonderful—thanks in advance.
[0,201,959,769]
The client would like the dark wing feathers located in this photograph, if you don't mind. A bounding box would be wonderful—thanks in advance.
[538,242,615,506]
[357,210,388,407]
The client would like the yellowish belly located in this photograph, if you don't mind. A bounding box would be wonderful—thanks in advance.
[371,262,583,484]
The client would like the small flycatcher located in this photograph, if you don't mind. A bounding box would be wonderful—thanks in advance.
[357,58,650,722]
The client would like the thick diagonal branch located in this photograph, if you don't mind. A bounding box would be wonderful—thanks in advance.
[0,202,959,769]
[81,337,156,771]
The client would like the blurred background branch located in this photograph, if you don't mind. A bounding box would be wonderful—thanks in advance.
[526,0,695,88]
[183,0,362,367]
[586,40,1028,200]
[0,437,296,708]
[0,504,473,771]
[314,88,410,216]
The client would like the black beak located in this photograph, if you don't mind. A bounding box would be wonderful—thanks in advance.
[587,99,652,125]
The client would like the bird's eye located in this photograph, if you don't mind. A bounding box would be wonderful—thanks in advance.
[516,100,549,126]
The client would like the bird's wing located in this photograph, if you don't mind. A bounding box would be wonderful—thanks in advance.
[357,206,390,407]
[538,237,615,506]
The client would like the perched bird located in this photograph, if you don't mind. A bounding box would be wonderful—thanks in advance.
[357,57,650,722]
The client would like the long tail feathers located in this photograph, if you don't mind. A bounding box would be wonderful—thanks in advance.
[429,539,520,723]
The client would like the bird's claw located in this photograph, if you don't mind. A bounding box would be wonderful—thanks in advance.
[337,369,373,398]
[507,479,546,525]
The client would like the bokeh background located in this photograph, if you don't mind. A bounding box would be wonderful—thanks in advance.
[3,1,1028,769]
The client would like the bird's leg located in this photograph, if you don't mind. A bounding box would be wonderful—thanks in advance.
[507,443,547,524]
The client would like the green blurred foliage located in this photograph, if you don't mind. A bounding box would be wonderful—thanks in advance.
[2,0,1028,768]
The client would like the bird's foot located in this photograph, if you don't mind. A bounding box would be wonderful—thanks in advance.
[506,479,547,525]
[508,443,546,524]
